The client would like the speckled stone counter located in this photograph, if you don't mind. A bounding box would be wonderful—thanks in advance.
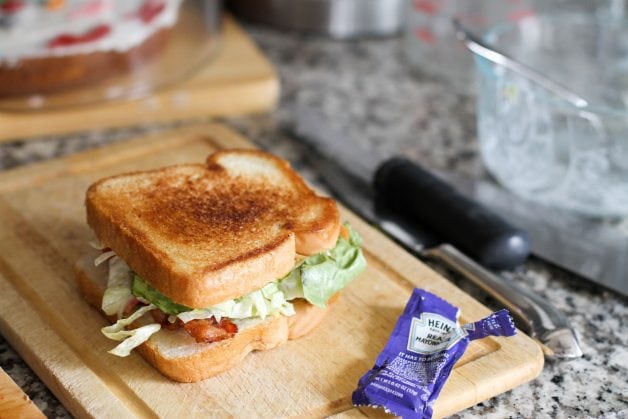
[1,24,627,419]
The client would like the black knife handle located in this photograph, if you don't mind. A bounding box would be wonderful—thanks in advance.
[374,158,530,270]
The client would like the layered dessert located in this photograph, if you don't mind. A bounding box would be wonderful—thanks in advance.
[0,0,183,96]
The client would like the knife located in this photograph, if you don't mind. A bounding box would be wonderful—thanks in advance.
[290,105,583,359]
[445,175,628,297]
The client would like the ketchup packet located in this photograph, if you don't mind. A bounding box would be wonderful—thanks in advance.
[352,288,516,418]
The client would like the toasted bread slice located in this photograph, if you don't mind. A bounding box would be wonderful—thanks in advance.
[75,252,334,382]
[86,150,340,308]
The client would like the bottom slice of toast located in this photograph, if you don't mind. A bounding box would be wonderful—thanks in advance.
[74,251,334,382]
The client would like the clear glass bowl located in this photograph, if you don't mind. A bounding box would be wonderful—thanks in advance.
[403,0,608,94]
[403,0,541,94]
[475,11,628,218]
[0,0,221,111]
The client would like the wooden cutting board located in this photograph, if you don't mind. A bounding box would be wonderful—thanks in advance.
[0,124,543,418]
[0,368,45,419]
[0,17,278,143]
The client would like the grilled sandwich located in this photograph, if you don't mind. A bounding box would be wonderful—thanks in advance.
[75,149,366,382]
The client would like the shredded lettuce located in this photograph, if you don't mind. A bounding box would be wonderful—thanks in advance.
[101,256,134,317]
[278,223,366,308]
[89,241,107,250]
[102,303,156,335]
[94,250,116,267]
[96,223,366,356]
[101,304,161,357]
[177,282,295,322]
[106,324,161,357]
[132,275,295,321]
[277,268,304,300]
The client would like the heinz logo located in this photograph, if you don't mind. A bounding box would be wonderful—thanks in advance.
[407,313,464,355]
[426,318,452,333]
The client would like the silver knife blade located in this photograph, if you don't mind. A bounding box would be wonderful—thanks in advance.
[293,103,380,185]
[445,175,628,296]
[294,103,627,296]
[291,105,583,358]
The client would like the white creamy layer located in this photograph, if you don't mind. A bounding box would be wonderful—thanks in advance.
[0,0,182,66]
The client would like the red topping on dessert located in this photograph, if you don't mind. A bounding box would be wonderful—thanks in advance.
[47,24,111,48]
[0,0,24,14]
[137,0,165,24]
[70,0,110,19]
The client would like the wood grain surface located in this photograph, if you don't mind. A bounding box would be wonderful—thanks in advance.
[0,17,278,143]
[0,124,544,418]
[0,368,45,419]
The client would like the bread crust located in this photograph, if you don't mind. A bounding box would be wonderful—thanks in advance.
[75,252,334,382]
[85,150,340,308]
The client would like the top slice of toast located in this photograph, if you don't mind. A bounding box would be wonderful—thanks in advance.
[86,149,340,308]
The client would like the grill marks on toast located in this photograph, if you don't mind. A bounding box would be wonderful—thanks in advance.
[141,173,292,245]
[85,150,340,308]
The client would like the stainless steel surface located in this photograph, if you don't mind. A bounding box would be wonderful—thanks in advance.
[292,106,582,358]
[423,245,583,359]
[229,0,404,39]
[453,19,589,108]
[294,104,380,182]
[445,174,628,296]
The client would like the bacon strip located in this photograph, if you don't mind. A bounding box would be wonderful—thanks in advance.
[183,318,238,344]
[149,309,238,342]
[123,297,141,317]
[150,309,183,331]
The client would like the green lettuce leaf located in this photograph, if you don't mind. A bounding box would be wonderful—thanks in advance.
[279,223,366,308]
[132,276,191,315]
[129,223,365,316]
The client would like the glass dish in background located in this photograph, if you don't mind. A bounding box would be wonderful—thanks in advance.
[404,0,540,94]
[0,0,221,111]
[403,0,608,94]
[475,11,628,218]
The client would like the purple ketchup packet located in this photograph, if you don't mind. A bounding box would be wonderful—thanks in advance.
[352,288,516,418]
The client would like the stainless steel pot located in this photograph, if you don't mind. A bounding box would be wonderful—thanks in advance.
[229,0,404,39]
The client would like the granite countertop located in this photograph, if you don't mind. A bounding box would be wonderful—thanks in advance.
[1,24,627,419]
